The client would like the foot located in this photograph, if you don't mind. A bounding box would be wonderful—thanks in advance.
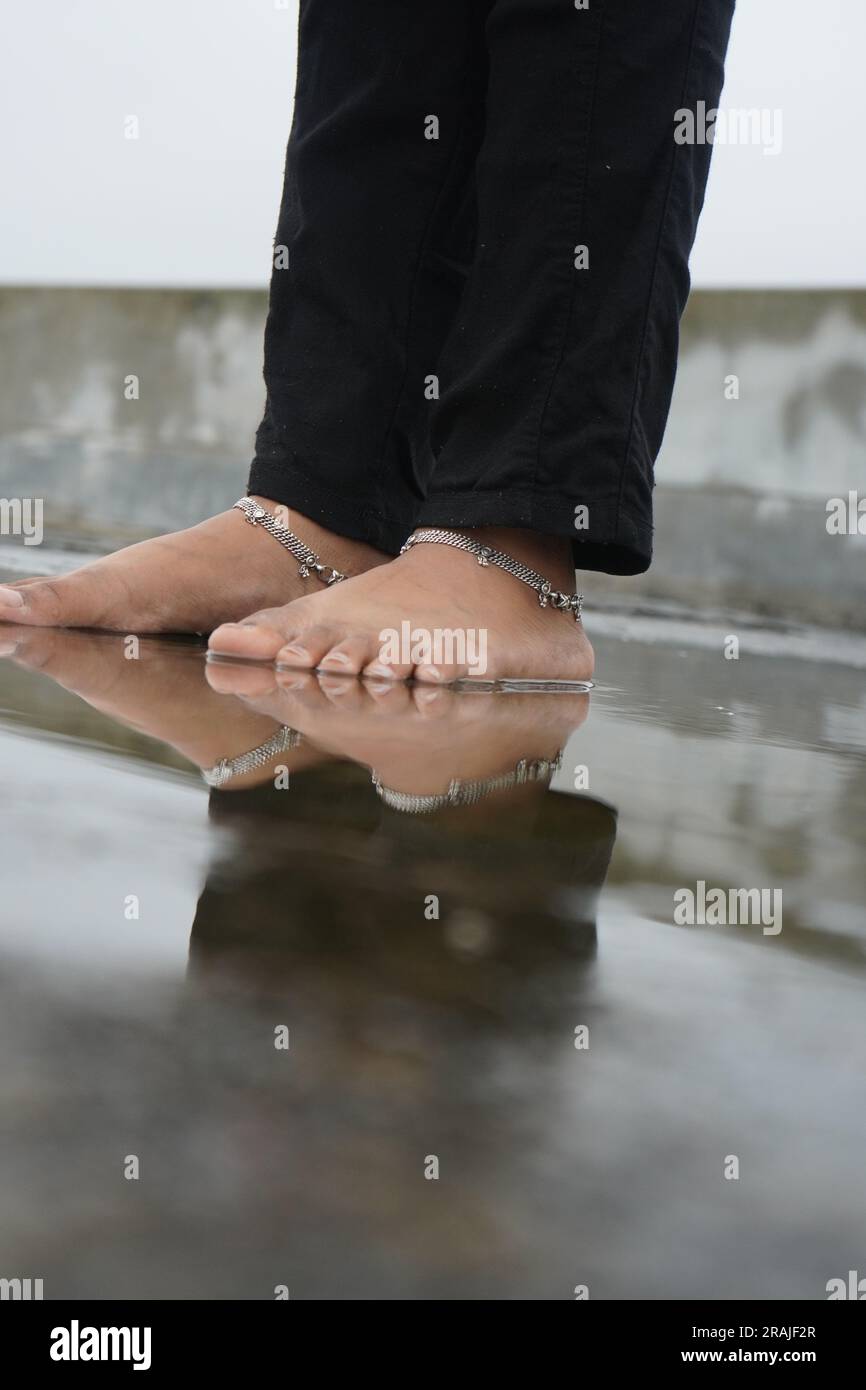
[205,663,590,803]
[0,625,328,788]
[0,499,388,634]
[208,527,594,683]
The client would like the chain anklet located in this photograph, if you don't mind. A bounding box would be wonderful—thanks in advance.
[371,751,563,814]
[202,724,301,789]
[400,528,583,622]
[234,498,348,587]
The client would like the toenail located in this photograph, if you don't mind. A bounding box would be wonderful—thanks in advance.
[366,663,395,679]
[319,651,351,667]
[419,666,446,682]
[0,587,25,608]
[278,645,310,662]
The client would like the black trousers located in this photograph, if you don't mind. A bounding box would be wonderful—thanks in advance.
[249,0,735,576]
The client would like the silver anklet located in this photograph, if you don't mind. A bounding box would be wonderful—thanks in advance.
[400,528,584,622]
[202,725,301,789]
[371,751,562,815]
[234,497,348,587]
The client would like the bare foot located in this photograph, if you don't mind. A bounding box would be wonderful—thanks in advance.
[0,625,329,788]
[205,663,590,799]
[208,527,594,683]
[0,499,388,634]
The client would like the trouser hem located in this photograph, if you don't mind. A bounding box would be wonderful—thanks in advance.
[247,460,416,557]
[416,491,652,576]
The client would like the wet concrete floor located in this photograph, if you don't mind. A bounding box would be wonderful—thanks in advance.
[0,616,864,1299]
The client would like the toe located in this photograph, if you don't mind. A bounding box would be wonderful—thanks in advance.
[274,667,318,694]
[362,653,414,681]
[0,576,90,628]
[413,661,466,685]
[205,660,279,698]
[0,582,34,617]
[316,635,375,676]
[221,673,321,725]
[315,672,367,707]
[208,610,291,660]
[361,626,416,681]
[410,684,453,715]
[275,625,342,669]
[363,677,413,709]
[3,628,63,672]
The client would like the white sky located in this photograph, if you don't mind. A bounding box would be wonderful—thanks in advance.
[1,0,863,289]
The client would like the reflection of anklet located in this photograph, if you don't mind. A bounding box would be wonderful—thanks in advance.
[371,751,562,814]
[400,529,584,622]
[234,497,348,586]
[202,725,301,788]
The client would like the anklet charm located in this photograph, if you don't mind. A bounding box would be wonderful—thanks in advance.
[233,498,347,586]
[400,529,584,622]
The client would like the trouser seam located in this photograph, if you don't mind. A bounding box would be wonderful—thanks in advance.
[373,100,480,515]
[530,2,607,506]
[614,0,703,526]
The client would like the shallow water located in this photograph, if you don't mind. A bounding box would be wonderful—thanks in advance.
[0,618,864,1299]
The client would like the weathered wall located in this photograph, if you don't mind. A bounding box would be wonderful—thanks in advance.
[1,288,864,626]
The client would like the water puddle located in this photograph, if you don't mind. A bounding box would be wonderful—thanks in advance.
[0,624,864,1297]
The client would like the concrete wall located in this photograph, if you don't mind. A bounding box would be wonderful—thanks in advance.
[0,287,864,627]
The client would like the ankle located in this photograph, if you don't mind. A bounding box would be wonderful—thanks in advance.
[247,497,390,573]
[452,526,575,590]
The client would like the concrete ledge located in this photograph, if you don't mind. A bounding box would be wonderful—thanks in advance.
[592,484,866,630]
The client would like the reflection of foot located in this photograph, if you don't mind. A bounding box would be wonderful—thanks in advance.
[0,626,326,788]
[209,526,594,683]
[205,660,590,802]
[0,500,388,635]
